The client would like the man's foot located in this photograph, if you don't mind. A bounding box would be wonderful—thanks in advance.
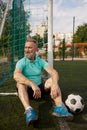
[25,107,38,125]
[52,104,73,120]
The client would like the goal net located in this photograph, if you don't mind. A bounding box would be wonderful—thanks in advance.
[0,0,27,95]
[0,0,26,86]
[0,0,47,95]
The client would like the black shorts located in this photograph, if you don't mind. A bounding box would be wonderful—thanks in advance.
[16,83,50,99]
[27,83,46,99]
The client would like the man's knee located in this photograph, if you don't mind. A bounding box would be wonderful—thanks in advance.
[45,77,52,89]
[16,83,27,90]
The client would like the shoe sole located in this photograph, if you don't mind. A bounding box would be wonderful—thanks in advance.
[27,117,38,126]
[52,112,73,121]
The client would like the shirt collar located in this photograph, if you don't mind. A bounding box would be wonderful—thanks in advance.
[24,55,39,62]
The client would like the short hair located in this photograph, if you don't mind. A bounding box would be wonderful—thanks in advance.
[26,38,38,45]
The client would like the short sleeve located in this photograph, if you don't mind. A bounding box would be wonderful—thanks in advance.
[39,58,49,69]
[16,58,25,71]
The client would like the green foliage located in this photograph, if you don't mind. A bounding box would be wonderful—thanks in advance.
[0,1,6,24]
[0,1,12,56]
[26,22,31,35]
[74,23,87,43]
[43,29,48,44]
[65,50,72,57]
[53,51,59,58]
[32,34,43,48]
[0,0,31,57]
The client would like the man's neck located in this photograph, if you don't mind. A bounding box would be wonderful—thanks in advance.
[29,56,36,61]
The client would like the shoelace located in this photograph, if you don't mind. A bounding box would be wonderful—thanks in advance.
[24,108,33,115]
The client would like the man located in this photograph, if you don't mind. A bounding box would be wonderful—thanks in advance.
[14,38,73,125]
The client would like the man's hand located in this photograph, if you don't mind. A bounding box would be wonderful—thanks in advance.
[50,84,60,99]
[32,84,41,99]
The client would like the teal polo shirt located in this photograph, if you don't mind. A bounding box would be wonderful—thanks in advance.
[16,56,49,85]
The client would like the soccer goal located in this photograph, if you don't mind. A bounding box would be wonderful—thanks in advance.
[0,0,27,95]
[0,0,52,96]
[0,0,26,85]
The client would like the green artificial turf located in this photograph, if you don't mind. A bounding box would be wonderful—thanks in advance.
[0,60,87,130]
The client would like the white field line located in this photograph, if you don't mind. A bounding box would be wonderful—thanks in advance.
[0,92,18,96]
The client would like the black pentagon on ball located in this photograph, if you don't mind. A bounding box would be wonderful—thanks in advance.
[75,108,81,113]
[70,98,76,104]
[81,98,84,105]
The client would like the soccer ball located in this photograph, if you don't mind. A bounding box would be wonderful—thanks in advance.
[65,94,84,114]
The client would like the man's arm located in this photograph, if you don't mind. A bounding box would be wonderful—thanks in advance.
[44,66,61,99]
[45,66,59,84]
[14,68,35,87]
[13,68,41,99]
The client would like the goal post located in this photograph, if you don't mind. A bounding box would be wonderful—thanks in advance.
[0,0,12,38]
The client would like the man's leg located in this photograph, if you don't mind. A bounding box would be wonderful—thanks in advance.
[44,78,73,119]
[44,78,62,106]
[17,83,31,110]
[16,83,38,125]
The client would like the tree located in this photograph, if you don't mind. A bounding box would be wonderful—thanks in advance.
[32,34,43,48]
[0,1,6,24]
[26,22,31,36]
[0,0,31,57]
[43,29,48,44]
[0,1,12,56]
[74,23,87,43]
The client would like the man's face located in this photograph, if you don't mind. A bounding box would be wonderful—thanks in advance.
[24,41,37,59]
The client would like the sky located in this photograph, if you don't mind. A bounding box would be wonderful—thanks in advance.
[23,0,87,35]
[3,0,87,34]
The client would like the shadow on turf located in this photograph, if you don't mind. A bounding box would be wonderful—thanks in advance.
[73,108,87,124]
[32,95,57,129]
